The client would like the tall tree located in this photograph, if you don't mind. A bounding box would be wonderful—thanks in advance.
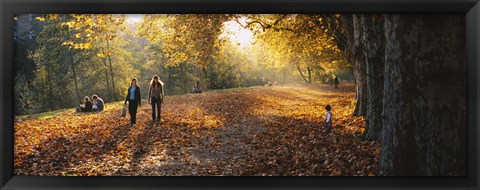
[381,14,466,176]
[351,14,368,117]
[362,15,385,141]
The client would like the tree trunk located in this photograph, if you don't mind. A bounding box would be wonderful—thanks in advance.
[181,63,188,93]
[167,67,172,93]
[381,15,466,176]
[69,51,82,104]
[106,38,116,101]
[65,27,82,104]
[101,48,113,102]
[296,63,311,84]
[307,67,312,84]
[46,64,54,111]
[352,14,368,117]
[203,66,208,91]
[362,15,385,141]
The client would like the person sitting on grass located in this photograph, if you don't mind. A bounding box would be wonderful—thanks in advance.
[76,96,92,112]
[91,94,104,112]
[192,86,202,93]
[324,104,333,132]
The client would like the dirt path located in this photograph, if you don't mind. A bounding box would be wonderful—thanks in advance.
[14,84,380,176]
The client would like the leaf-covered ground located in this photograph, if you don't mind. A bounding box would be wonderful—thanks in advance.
[14,84,380,176]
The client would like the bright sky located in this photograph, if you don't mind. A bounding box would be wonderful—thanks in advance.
[126,14,254,48]
[126,14,142,23]
[220,17,254,48]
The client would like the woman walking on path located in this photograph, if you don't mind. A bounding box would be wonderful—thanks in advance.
[124,78,141,126]
[148,75,164,123]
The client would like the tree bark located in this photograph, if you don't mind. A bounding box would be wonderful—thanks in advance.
[352,14,368,117]
[381,14,466,176]
[362,15,385,141]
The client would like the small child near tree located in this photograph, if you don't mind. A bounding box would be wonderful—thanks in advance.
[324,105,333,132]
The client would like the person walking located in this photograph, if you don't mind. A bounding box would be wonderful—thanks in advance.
[124,78,141,126]
[323,104,333,132]
[334,76,340,89]
[148,75,164,123]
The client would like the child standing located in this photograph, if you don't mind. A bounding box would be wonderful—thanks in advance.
[324,105,333,132]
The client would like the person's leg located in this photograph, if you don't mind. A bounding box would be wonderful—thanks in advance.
[151,97,156,121]
[156,98,161,121]
[132,101,138,124]
[128,101,134,124]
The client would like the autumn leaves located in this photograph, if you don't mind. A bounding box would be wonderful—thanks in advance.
[14,85,379,176]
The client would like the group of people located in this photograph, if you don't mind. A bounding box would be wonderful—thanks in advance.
[191,86,202,93]
[75,75,164,127]
[77,75,335,131]
[124,75,164,126]
[76,94,105,112]
[328,76,340,89]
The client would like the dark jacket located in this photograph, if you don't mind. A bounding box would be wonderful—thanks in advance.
[125,85,141,106]
[81,101,92,112]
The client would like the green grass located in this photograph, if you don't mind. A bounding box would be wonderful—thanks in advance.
[15,86,272,120]
[15,108,72,120]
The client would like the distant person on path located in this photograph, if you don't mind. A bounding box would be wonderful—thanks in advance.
[324,105,333,132]
[327,77,333,88]
[148,75,164,123]
[124,78,141,126]
[91,94,104,112]
[334,76,340,89]
[76,96,92,112]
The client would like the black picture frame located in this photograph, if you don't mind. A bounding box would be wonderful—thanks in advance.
[1,0,478,189]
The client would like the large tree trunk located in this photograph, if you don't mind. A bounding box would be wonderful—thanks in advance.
[362,15,385,141]
[352,14,368,117]
[381,14,466,176]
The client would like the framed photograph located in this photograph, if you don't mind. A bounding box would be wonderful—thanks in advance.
[1,0,478,189]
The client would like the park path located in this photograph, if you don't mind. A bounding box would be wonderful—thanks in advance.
[14,84,381,176]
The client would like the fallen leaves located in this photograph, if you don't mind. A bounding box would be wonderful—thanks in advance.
[14,84,380,176]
